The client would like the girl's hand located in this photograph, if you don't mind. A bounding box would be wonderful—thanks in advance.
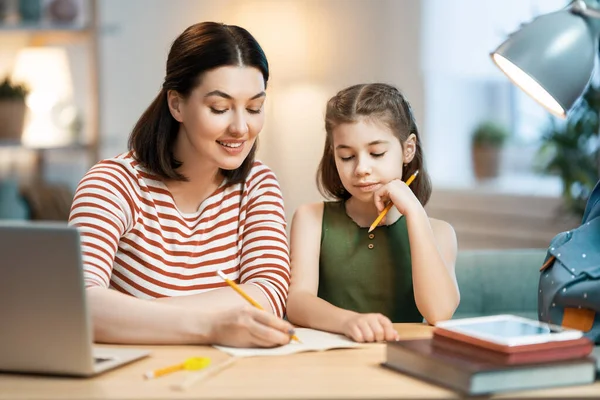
[341,312,399,342]
[373,179,422,217]
[207,306,295,348]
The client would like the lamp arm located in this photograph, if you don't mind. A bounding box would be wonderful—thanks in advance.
[571,0,600,19]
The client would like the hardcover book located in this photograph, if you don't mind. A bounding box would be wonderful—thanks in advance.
[383,339,596,395]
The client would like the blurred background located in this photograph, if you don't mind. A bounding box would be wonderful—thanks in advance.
[0,0,593,249]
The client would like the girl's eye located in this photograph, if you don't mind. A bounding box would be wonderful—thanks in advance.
[340,156,354,161]
[372,152,386,158]
[210,107,228,114]
[247,108,262,114]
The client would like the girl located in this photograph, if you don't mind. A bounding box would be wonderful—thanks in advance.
[286,83,459,342]
[68,22,294,347]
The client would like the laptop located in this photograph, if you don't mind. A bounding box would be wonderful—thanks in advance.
[0,221,150,376]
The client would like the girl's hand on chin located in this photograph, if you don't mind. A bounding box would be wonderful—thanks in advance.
[373,179,421,217]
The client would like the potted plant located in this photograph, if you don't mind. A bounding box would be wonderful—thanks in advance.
[535,83,600,218]
[471,120,509,179]
[0,77,29,142]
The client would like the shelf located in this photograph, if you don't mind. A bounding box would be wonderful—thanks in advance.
[0,139,92,150]
[0,22,90,32]
[0,0,100,171]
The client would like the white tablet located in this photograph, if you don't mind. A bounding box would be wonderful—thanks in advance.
[435,314,583,347]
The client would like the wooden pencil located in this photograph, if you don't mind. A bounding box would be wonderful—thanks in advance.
[368,170,419,233]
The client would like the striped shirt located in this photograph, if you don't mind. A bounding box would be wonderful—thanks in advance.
[68,152,290,317]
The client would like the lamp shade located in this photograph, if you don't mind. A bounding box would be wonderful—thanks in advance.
[491,10,597,118]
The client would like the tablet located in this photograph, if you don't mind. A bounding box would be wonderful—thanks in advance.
[435,315,583,348]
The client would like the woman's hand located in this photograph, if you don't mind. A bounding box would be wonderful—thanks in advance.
[207,306,295,348]
[341,312,399,342]
[373,179,422,217]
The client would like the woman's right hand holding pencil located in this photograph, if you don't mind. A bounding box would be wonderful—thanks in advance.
[206,306,295,348]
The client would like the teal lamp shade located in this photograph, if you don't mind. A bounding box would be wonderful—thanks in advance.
[491,10,597,119]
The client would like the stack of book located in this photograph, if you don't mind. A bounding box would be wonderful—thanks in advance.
[383,317,597,395]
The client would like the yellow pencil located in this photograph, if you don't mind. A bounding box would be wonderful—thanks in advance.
[216,270,301,343]
[368,170,419,233]
[144,357,211,379]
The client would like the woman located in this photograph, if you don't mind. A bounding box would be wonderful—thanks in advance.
[69,22,293,347]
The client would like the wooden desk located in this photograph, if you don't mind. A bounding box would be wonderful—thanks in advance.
[1,323,599,399]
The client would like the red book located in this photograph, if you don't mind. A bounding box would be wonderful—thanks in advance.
[433,326,592,353]
[432,334,593,364]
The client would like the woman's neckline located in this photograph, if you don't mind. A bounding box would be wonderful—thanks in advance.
[159,177,228,218]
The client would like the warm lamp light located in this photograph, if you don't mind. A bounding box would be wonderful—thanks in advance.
[11,47,74,147]
[490,0,600,118]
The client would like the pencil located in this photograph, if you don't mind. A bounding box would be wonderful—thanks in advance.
[368,170,419,233]
[171,357,237,391]
[216,270,301,343]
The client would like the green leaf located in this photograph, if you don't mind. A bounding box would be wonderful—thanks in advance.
[536,82,600,218]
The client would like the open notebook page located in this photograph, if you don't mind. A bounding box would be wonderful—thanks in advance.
[214,328,361,357]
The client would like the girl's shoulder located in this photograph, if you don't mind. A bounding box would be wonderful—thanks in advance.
[290,202,324,241]
[293,201,350,225]
[429,217,457,246]
[294,201,324,219]
[292,202,325,227]
[429,217,454,232]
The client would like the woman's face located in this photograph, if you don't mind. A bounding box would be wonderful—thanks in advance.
[169,66,266,172]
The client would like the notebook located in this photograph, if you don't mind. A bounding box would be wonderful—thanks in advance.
[0,221,149,376]
[214,328,360,357]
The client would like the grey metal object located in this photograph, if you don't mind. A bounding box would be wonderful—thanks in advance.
[0,221,149,376]
[491,0,600,118]
[538,180,600,344]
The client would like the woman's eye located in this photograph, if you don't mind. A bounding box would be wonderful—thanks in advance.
[247,108,262,114]
[372,152,386,158]
[210,107,228,114]
[340,155,354,161]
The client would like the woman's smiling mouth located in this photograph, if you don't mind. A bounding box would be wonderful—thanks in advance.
[217,140,245,154]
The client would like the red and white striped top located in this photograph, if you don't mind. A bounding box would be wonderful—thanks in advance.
[68,152,290,317]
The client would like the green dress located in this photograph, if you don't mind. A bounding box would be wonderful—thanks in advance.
[317,201,422,322]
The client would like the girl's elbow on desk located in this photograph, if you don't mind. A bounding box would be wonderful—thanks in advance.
[419,296,460,325]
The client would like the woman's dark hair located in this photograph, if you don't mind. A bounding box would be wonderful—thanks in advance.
[128,22,269,182]
[317,83,432,206]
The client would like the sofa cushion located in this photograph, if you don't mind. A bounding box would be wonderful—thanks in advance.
[453,249,546,320]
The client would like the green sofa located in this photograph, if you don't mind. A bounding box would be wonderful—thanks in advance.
[452,249,547,320]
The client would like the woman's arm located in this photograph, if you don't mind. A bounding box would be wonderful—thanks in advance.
[87,287,208,344]
[152,284,275,313]
[286,203,357,333]
[88,287,293,346]
[71,162,292,345]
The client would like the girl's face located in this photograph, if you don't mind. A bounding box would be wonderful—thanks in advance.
[168,66,266,172]
[332,118,414,203]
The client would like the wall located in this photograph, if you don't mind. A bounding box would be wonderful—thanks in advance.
[95,0,578,250]
[426,189,579,250]
[97,0,424,224]
[421,0,567,185]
